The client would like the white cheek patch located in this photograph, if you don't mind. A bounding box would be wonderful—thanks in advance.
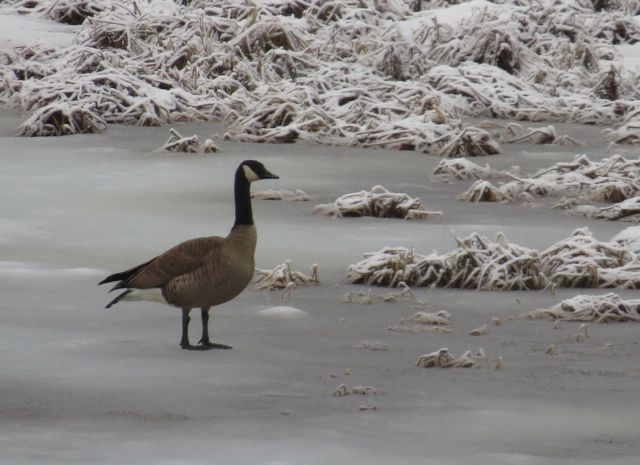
[243,165,260,182]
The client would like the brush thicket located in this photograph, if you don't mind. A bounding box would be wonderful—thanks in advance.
[313,186,439,220]
[522,293,640,322]
[347,228,640,290]
[17,103,107,136]
[2,0,639,142]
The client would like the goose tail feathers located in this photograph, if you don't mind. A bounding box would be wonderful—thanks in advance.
[98,258,155,287]
[105,289,169,308]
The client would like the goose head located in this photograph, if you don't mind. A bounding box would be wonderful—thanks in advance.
[240,160,279,183]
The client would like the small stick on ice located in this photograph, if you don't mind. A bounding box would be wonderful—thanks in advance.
[417,348,477,368]
[573,323,591,342]
[281,282,295,300]
[255,260,320,290]
[469,324,487,336]
[521,293,640,323]
[355,340,391,351]
[158,128,217,154]
[379,281,414,302]
[359,405,378,411]
[341,289,373,305]
[332,385,378,397]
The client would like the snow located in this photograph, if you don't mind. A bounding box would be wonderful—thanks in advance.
[612,224,640,243]
[1,109,639,465]
[0,13,77,48]
[611,224,640,254]
[4,0,638,146]
[398,0,514,38]
[618,43,640,70]
[257,306,310,318]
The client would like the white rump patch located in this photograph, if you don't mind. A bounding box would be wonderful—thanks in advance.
[121,289,170,306]
[243,165,260,182]
[257,306,309,319]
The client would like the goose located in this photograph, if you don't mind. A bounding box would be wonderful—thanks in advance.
[99,160,279,350]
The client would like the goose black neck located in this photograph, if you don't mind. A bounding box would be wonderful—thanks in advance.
[232,168,253,228]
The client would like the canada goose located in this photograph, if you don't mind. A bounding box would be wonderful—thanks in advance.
[99,160,279,350]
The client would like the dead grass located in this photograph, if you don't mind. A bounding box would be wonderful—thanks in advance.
[347,227,640,290]
[2,0,637,147]
[417,348,477,368]
[457,181,512,202]
[521,293,640,322]
[17,103,107,136]
[313,185,441,220]
[157,128,217,153]
[254,260,319,291]
[449,154,640,217]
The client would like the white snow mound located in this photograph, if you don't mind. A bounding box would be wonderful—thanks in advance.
[257,306,310,319]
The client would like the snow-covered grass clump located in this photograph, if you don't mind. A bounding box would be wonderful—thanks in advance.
[602,120,640,145]
[1,0,639,150]
[417,348,477,368]
[521,293,640,323]
[433,157,519,181]
[254,260,319,291]
[347,227,640,290]
[313,185,441,220]
[332,384,379,397]
[157,128,218,153]
[346,235,545,290]
[448,154,640,220]
[16,102,107,136]
[4,0,107,24]
[387,310,453,334]
[481,122,583,146]
[571,196,640,221]
[252,189,310,201]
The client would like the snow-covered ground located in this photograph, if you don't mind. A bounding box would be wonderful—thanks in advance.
[618,42,640,70]
[398,0,514,39]
[1,108,639,465]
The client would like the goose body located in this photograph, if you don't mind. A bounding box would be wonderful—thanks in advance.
[99,160,279,350]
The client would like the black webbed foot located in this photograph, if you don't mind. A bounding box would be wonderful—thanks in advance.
[199,340,232,350]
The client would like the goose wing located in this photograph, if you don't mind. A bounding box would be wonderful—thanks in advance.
[111,236,225,290]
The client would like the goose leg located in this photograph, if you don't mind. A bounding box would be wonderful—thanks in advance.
[180,308,206,350]
[199,307,232,350]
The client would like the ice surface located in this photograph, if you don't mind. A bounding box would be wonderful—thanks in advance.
[1,108,639,464]
[1,0,640,461]
[0,261,104,277]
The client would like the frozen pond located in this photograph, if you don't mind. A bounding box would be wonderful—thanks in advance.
[1,109,639,464]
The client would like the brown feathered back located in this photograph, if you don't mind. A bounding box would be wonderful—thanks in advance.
[104,225,257,309]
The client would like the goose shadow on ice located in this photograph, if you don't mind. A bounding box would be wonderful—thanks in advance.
[99,160,279,351]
